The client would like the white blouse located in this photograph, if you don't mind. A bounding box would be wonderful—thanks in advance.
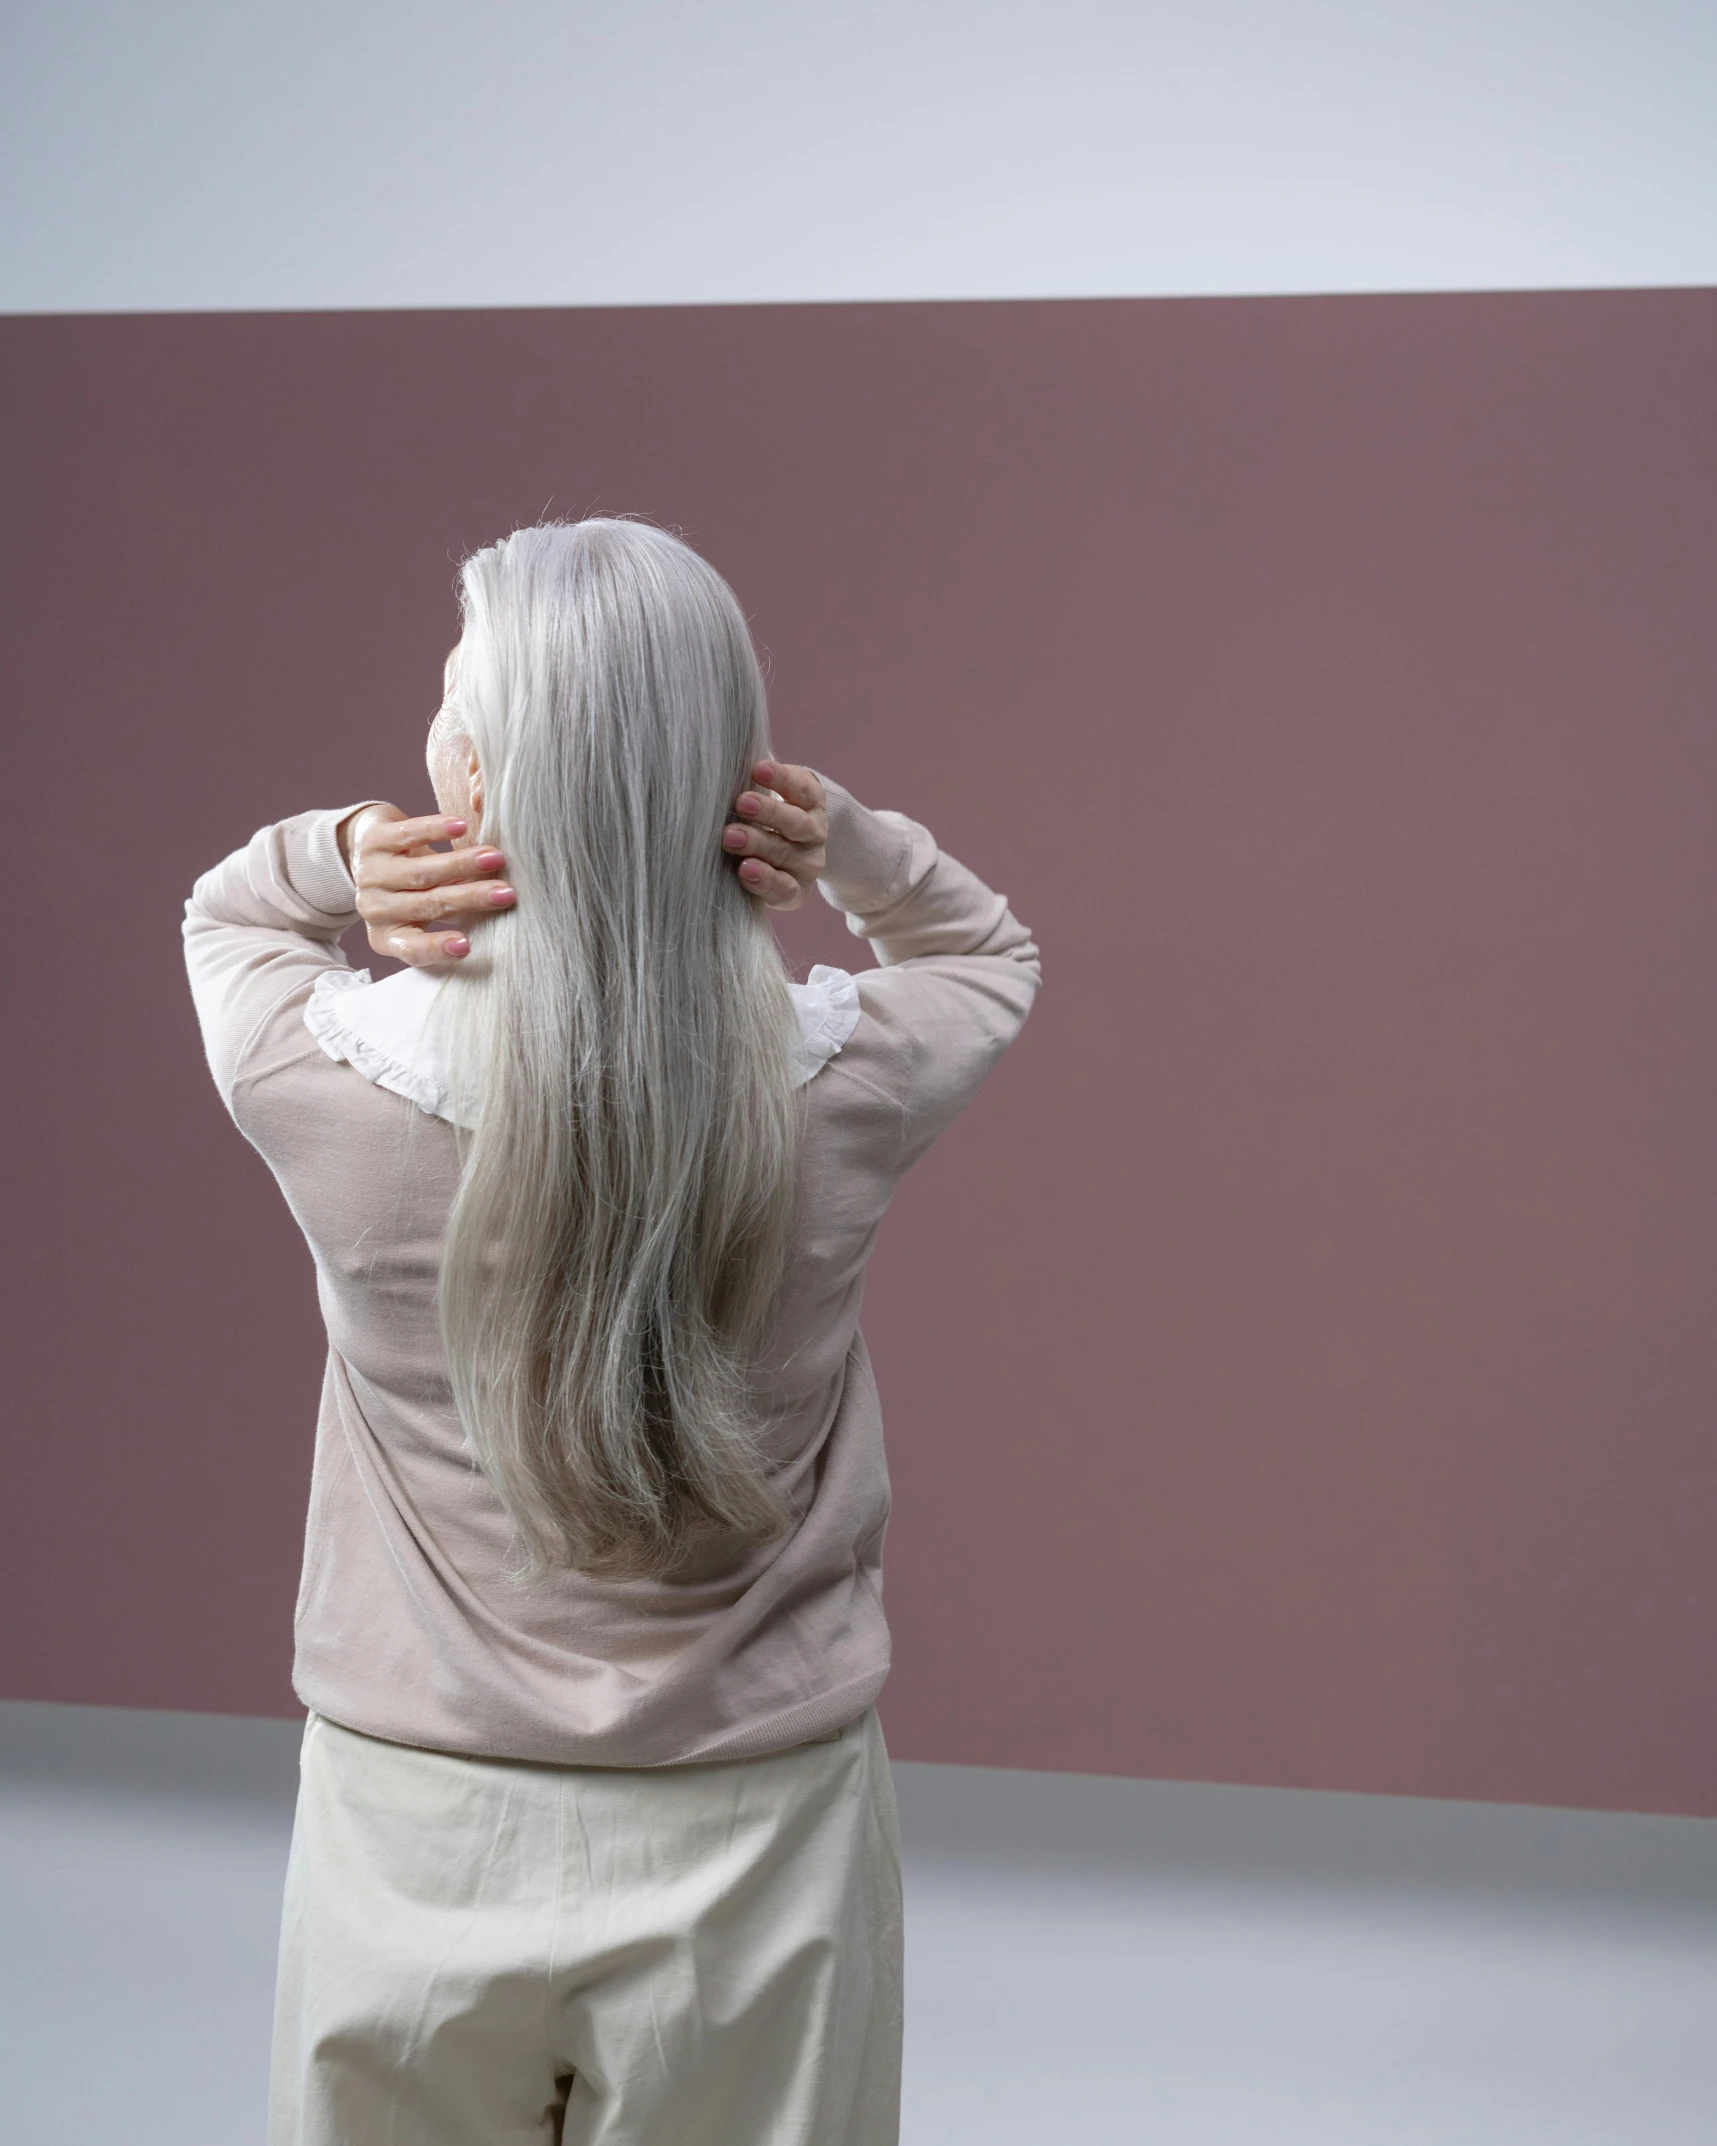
[304,961,863,1128]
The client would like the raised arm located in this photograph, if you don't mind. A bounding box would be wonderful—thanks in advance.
[816,778,1041,1166]
[818,781,1038,974]
[183,807,372,1108]
[182,803,513,1105]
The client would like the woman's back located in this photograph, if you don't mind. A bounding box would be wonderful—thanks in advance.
[184,776,1039,1766]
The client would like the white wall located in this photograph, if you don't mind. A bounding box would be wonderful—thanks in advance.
[3,0,1714,313]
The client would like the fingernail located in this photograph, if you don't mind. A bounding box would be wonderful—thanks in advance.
[737,794,760,816]
[445,936,470,957]
[739,860,763,881]
[477,850,504,870]
[754,762,774,782]
[489,885,516,905]
[723,826,748,851]
[446,818,468,836]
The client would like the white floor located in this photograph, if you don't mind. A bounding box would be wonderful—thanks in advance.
[1,1704,1713,2144]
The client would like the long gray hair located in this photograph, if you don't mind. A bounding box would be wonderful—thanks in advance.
[439,520,800,1578]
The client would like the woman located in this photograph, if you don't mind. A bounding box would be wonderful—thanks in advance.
[183,519,1040,2145]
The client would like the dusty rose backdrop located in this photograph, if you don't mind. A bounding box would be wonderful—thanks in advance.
[3,290,1713,1812]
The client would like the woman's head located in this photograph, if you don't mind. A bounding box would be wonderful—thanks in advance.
[440,520,772,881]
[434,519,799,1580]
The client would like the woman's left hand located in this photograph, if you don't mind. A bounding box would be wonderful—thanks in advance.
[339,804,515,964]
[723,762,827,911]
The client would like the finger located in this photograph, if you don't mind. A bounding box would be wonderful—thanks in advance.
[360,846,506,895]
[360,879,516,927]
[721,822,803,871]
[736,856,805,909]
[362,812,470,854]
[753,761,825,814]
[734,786,821,845]
[372,923,474,966]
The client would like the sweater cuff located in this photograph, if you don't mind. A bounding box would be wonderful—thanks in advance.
[816,778,936,924]
[292,802,386,924]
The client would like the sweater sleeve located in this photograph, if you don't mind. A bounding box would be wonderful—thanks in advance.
[183,805,378,1109]
[815,778,1041,1168]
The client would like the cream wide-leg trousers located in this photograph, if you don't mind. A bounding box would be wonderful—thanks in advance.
[268,1709,903,2146]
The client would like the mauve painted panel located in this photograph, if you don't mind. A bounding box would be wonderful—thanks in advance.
[1,294,1712,1812]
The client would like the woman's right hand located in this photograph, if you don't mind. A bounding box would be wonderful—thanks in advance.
[338,804,516,965]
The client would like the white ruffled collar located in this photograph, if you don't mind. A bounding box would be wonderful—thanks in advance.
[304,962,861,1128]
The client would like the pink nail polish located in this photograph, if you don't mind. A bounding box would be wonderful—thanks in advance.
[477,850,504,869]
[446,818,468,836]
[490,885,516,905]
[723,827,747,851]
[446,936,470,957]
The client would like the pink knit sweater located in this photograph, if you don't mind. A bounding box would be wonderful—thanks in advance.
[184,781,1039,1766]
